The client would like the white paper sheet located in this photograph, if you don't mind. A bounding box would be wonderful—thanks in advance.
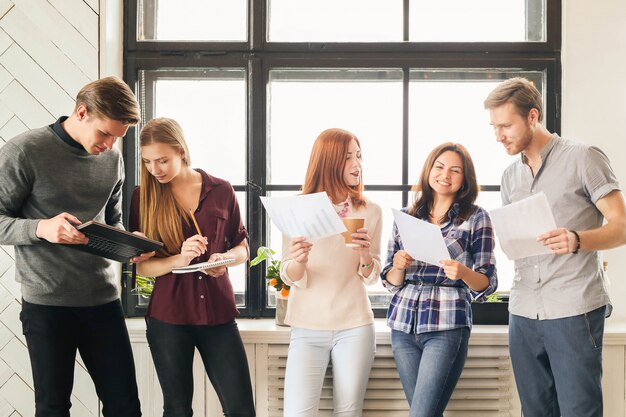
[489,192,557,260]
[392,209,450,266]
[260,192,347,240]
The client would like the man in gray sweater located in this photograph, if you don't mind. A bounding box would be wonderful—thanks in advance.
[0,76,149,416]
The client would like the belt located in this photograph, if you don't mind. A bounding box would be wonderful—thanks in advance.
[407,280,463,288]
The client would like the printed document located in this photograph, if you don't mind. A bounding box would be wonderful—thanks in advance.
[260,192,346,240]
[392,209,450,266]
[489,192,557,260]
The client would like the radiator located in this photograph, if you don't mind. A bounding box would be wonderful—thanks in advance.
[266,343,514,416]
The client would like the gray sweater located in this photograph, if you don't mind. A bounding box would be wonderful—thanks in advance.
[0,125,124,306]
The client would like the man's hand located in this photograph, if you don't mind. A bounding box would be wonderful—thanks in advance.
[130,232,156,263]
[537,227,575,255]
[35,213,88,244]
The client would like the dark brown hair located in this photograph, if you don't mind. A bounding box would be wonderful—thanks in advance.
[408,142,478,224]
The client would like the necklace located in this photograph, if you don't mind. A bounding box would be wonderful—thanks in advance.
[333,199,350,219]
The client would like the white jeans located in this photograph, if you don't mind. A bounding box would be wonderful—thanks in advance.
[283,324,376,417]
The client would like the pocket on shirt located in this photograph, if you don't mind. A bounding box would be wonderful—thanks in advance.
[445,229,470,259]
[205,211,227,246]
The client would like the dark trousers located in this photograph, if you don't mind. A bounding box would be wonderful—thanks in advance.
[20,299,141,417]
[146,317,255,417]
[509,306,606,417]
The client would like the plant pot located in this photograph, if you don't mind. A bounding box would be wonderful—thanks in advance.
[275,294,289,327]
[471,302,509,325]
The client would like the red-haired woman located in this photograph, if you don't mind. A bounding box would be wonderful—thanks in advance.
[129,118,255,417]
[382,143,498,417]
[280,128,383,416]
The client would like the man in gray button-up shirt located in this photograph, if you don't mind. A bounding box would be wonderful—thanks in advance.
[485,77,626,417]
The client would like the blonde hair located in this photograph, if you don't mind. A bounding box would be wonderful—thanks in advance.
[302,128,366,209]
[483,77,544,123]
[139,118,192,256]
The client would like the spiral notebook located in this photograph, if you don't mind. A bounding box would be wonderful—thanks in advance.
[172,258,236,274]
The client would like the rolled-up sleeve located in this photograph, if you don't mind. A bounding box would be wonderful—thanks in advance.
[469,208,498,301]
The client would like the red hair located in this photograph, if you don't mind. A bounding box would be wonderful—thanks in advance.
[302,128,366,209]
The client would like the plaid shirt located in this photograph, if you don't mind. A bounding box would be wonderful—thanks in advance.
[382,204,497,334]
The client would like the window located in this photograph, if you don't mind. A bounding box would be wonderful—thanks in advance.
[123,0,561,318]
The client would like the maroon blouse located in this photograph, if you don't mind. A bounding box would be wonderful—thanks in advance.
[129,169,247,325]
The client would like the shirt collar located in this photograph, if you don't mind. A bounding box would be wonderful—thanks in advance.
[51,116,86,152]
[520,133,559,165]
[197,169,222,204]
[416,202,460,221]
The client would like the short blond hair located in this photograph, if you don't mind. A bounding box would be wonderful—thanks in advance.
[484,77,543,123]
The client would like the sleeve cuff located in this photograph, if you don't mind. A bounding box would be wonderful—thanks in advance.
[358,258,381,285]
[280,260,308,288]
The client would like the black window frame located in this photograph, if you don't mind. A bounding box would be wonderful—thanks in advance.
[122,0,562,319]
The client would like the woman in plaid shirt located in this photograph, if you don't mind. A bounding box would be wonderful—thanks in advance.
[381,142,498,417]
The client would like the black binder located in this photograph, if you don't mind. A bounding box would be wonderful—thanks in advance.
[63,221,163,263]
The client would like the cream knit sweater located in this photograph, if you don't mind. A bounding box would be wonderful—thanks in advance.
[280,198,383,330]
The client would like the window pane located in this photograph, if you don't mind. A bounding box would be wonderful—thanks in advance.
[138,0,247,41]
[268,0,403,42]
[231,191,247,306]
[364,190,403,308]
[476,191,514,294]
[269,69,403,185]
[142,69,247,185]
[408,70,544,186]
[410,0,545,42]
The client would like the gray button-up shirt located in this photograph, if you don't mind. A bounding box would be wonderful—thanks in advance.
[501,134,619,320]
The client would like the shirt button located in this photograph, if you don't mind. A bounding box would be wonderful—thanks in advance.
[200,295,205,299]
[534,265,538,269]
[198,276,203,280]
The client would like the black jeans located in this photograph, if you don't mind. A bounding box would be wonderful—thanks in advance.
[146,317,255,417]
[20,299,141,417]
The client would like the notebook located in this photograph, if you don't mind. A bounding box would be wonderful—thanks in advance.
[64,221,164,263]
[172,258,236,274]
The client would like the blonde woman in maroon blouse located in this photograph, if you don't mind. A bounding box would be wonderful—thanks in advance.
[129,117,255,417]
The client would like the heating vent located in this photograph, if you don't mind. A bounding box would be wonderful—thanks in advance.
[266,343,513,416]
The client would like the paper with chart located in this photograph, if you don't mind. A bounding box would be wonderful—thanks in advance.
[392,209,450,266]
[260,192,347,240]
[489,192,557,260]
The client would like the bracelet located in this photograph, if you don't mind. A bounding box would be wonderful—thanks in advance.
[361,261,373,269]
[569,230,581,254]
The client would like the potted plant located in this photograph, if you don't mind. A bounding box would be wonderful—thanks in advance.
[250,246,289,326]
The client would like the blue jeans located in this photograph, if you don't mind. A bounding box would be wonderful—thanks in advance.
[509,306,606,417]
[391,327,469,417]
[146,317,255,417]
[20,299,141,417]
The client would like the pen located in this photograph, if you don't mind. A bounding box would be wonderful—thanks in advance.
[188,208,202,236]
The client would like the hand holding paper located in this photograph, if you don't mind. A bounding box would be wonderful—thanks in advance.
[260,192,346,240]
[489,192,557,260]
[391,209,451,266]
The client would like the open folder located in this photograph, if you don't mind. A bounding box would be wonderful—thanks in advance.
[63,221,163,263]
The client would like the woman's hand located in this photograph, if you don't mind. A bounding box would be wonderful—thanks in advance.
[439,259,471,281]
[350,227,372,257]
[393,250,413,271]
[179,234,207,266]
[289,237,313,264]
[203,252,229,277]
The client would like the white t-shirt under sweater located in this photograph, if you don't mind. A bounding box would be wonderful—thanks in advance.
[280,197,383,330]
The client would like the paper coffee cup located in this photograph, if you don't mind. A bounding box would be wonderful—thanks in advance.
[342,217,365,246]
